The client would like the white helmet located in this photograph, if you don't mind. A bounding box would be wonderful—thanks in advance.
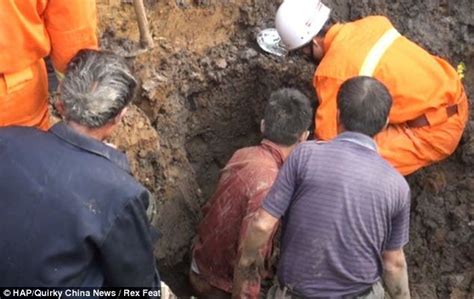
[275,0,331,51]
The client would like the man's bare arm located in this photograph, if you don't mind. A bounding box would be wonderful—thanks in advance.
[232,208,279,299]
[382,248,410,299]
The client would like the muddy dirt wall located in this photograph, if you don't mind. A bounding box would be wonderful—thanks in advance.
[99,0,473,298]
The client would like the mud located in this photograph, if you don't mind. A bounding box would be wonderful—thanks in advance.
[98,0,473,298]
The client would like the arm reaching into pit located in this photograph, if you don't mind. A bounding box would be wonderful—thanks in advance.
[383,185,411,298]
[233,145,300,298]
[382,248,410,299]
[233,208,279,299]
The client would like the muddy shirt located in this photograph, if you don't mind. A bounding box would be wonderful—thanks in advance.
[193,140,284,297]
[0,122,160,290]
[263,132,411,298]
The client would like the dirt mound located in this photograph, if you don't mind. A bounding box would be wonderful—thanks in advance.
[100,0,473,297]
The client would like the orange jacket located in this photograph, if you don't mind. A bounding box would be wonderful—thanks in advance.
[0,0,98,74]
[314,16,465,140]
[0,0,97,129]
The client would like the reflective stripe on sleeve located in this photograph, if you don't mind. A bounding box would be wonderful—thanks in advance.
[359,28,401,77]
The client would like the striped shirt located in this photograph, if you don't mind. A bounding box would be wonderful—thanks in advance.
[263,132,410,298]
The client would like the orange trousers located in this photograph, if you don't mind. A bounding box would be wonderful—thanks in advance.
[0,59,49,130]
[375,91,469,175]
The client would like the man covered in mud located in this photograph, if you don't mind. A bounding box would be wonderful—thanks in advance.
[234,76,411,299]
[270,0,468,176]
[190,88,313,298]
[0,50,160,290]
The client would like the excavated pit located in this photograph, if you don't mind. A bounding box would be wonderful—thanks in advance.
[99,0,473,297]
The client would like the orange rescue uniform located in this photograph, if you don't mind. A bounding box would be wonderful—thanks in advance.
[0,0,98,130]
[314,16,468,175]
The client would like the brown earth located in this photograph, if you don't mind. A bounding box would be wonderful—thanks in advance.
[97,0,473,298]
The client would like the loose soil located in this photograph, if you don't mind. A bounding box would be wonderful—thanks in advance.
[98,0,473,298]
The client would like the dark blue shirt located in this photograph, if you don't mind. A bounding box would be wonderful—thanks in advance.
[263,132,410,298]
[0,122,160,288]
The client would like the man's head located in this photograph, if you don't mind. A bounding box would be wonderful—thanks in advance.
[275,0,331,62]
[337,76,392,137]
[300,20,332,63]
[262,88,312,146]
[58,49,137,132]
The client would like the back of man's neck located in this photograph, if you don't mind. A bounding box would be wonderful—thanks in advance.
[67,121,107,142]
[274,143,297,161]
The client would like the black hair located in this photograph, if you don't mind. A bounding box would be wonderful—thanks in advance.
[263,88,313,145]
[337,76,392,137]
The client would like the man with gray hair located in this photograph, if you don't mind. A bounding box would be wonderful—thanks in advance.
[0,49,160,291]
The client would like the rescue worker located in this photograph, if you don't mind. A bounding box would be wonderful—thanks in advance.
[0,0,98,130]
[274,0,469,175]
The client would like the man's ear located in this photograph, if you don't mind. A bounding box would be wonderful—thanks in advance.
[299,130,310,143]
[114,106,129,124]
[312,36,322,49]
[312,36,325,58]
[54,100,66,118]
[260,119,265,134]
[336,109,345,134]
